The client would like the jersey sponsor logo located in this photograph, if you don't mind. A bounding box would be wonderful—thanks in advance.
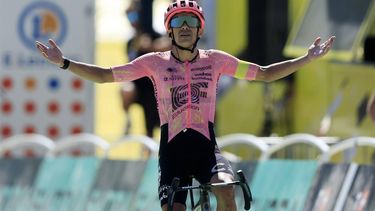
[163,75,185,81]
[191,65,212,72]
[211,162,234,174]
[171,82,208,110]
[158,185,169,201]
[172,104,200,119]
[211,163,227,173]
[192,72,212,81]
[171,84,188,110]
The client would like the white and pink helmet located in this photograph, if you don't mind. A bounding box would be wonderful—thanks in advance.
[164,0,205,33]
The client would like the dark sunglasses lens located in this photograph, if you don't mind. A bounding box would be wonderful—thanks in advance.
[170,16,199,28]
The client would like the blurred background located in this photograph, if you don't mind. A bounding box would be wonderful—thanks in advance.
[1,0,375,210]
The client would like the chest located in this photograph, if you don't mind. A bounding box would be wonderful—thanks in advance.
[158,63,218,86]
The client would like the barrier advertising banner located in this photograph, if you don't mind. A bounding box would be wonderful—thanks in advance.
[303,163,350,211]
[129,159,160,210]
[86,159,147,211]
[342,165,375,210]
[250,160,318,211]
[32,157,100,211]
[0,0,95,140]
[0,158,42,186]
[0,158,43,210]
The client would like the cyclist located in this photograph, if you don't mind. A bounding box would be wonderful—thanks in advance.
[35,1,335,210]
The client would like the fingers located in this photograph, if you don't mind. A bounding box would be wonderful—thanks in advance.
[35,41,47,51]
[35,41,49,58]
[313,37,321,46]
[309,35,335,59]
[317,36,335,55]
[323,44,331,55]
[324,36,335,47]
[48,39,58,49]
[321,40,329,49]
[325,36,335,46]
[322,37,335,51]
[35,44,48,59]
[41,52,49,59]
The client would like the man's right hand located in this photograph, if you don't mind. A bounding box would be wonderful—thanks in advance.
[35,39,64,67]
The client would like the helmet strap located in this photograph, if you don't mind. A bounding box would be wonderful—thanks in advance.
[171,28,200,53]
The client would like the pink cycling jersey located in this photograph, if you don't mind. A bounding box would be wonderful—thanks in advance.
[112,49,258,142]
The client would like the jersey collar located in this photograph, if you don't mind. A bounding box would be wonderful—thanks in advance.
[170,50,200,64]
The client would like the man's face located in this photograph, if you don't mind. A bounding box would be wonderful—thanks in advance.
[169,12,201,48]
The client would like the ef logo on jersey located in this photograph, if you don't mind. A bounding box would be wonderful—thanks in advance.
[171,82,208,110]
[18,2,67,51]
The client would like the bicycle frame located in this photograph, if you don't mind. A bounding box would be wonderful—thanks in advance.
[167,170,252,211]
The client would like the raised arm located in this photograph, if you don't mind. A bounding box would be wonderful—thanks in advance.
[255,36,335,82]
[35,39,114,83]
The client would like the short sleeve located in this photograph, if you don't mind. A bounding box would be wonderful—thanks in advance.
[214,50,258,81]
[111,52,154,82]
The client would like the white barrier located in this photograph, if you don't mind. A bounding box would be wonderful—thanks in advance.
[319,136,375,163]
[0,134,55,157]
[1,133,375,162]
[259,133,330,161]
[50,133,110,157]
[106,135,159,158]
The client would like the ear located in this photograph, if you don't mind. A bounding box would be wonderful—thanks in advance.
[198,28,204,37]
[167,29,173,38]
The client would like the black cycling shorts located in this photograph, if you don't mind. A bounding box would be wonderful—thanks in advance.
[158,122,234,207]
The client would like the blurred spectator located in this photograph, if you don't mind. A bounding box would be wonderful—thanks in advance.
[367,91,375,123]
[120,82,136,135]
[120,0,170,137]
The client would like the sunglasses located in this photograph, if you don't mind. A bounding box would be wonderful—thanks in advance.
[127,11,139,24]
[170,16,200,28]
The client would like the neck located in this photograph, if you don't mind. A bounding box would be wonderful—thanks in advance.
[171,45,198,62]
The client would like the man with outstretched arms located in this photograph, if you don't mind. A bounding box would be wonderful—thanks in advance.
[36,1,335,210]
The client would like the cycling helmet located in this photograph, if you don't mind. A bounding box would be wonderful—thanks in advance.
[164,0,205,34]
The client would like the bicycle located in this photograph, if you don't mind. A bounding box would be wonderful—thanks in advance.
[167,170,252,211]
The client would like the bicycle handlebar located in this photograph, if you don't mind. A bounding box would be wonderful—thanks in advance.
[167,177,180,211]
[167,170,252,211]
[236,170,252,210]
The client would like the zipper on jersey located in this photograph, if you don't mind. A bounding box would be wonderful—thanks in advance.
[185,61,192,128]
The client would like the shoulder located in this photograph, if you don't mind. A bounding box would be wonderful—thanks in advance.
[199,49,236,59]
[155,51,171,60]
[129,51,169,66]
[199,49,238,64]
[133,52,158,61]
[134,51,171,61]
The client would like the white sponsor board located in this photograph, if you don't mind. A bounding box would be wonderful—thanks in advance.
[0,0,95,140]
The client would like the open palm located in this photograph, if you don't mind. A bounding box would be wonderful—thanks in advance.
[308,36,335,60]
[35,39,64,66]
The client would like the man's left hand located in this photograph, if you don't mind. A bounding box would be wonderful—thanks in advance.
[308,36,336,60]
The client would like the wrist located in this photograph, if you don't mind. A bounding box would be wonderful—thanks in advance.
[60,57,70,69]
[304,53,313,62]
